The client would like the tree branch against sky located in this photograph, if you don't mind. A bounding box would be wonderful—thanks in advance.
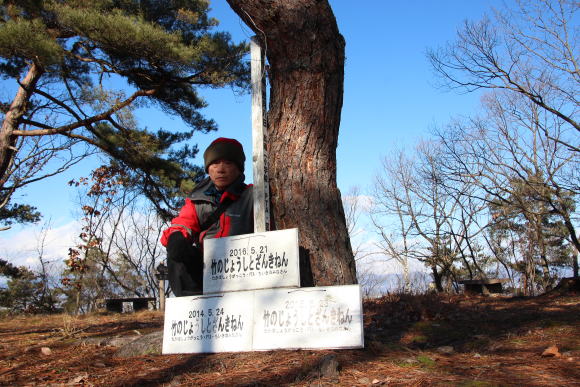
[426,0,579,284]
[428,0,579,138]
[435,95,579,280]
[0,0,250,227]
[370,143,468,292]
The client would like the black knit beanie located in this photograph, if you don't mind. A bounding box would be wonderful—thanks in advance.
[203,137,245,172]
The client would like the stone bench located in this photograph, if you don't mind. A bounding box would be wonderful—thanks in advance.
[458,279,507,295]
[105,297,156,313]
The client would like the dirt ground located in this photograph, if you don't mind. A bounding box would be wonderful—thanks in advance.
[0,290,578,386]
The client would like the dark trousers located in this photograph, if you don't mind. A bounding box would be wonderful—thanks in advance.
[167,247,203,297]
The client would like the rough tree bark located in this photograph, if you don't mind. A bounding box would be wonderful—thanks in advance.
[226,0,357,286]
[0,61,44,188]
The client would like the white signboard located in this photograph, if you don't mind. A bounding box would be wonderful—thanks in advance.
[203,228,300,294]
[162,293,254,354]
[162,285,364,354]
[252,285,364,350]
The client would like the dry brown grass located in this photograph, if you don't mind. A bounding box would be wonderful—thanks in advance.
[0,293,578,386]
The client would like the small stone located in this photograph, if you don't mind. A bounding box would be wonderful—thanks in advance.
[318,354,340,378]
[115,331,163,358]
[372,379,381,384]
[69,372,89,384]
[40,347,52,356]
[436,345,454,354]
[94,362,106,368]
[367,340,386,354]
[473,353,482,358]
[108,335,140,347]
[541,345,561,357]
[166,375,185,387]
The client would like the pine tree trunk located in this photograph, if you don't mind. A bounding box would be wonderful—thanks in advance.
[0,61,44,188]
[431,265,444,292]
[226,0,357,286]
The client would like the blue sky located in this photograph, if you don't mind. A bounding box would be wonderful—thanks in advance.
[200,0,498,188]
[1,1,505,264]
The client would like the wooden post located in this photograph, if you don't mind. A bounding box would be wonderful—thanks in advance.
[159,279,165,311]
[155,263,168,311]
[251,36,270,233]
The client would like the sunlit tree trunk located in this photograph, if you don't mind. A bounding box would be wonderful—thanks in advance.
[0,61,44,188]
[227,0,357,285]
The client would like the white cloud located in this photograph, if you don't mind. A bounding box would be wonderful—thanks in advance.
[357,249,427,274]
[0,220,80,269]
[343,193,374,212]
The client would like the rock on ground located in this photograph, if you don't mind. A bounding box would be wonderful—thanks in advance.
[114,330,163,358]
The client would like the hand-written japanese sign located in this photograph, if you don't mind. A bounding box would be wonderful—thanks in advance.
[162,285,364,354]
[162,294,253,354]
[252,285,363,350]
[203,228,300,294]
[210,245,289,278]
[261,298,353,334]
[169,308,244,338]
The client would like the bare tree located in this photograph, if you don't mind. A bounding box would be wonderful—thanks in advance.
[343,186,383,296]
[371,143,470,293]
[110,200,166,299]
[0,128,92,231]
[34,221,57,308]
[374,0,580,290]
[437,88,579,283]
[356,265,384,299]
[428,0,579,146]
[343,186,371,260]
[370,152,415,293]
[426,0,579,291]
[64,165,166,312]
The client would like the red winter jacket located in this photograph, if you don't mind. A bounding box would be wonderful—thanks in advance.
[161,176,253,248]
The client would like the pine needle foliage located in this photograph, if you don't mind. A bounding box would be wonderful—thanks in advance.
[0,0,250,221]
